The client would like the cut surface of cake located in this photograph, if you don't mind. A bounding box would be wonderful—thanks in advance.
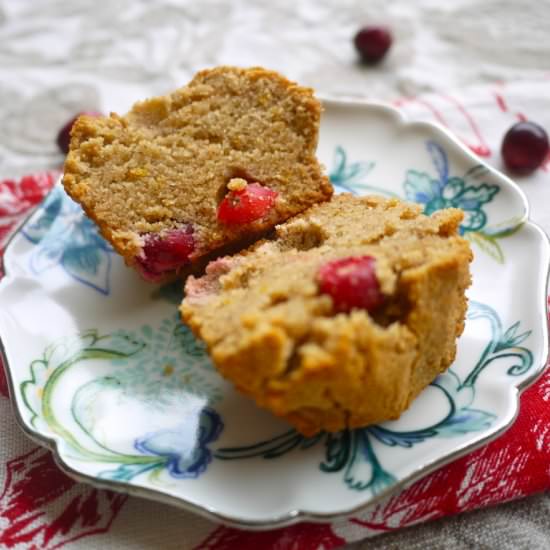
[62,66,332,282]
[181,194,473,436]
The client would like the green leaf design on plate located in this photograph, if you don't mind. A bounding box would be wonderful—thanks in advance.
[329,141,524,264]
[211,301,532,493]
[465,231,505,264]
[20,298,533,493]
[20,314,224,472]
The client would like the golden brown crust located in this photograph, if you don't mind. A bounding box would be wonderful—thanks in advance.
[62,66,332,279]
[181,194,473,435]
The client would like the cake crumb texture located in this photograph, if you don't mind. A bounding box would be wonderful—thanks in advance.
[62,66,332,276]
[182,194,473,435]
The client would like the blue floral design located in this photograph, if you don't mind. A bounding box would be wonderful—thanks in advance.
[99,407,223,482]
[403,141,499,235]
[135,408,223,479]
[110,313,219,407]
[21,299,534,491]
[322,429,396,492]
[366,370,495,449]
[215,301,532,493]
[329,142,520,263]
[22,186,114,294]
[329,146,398,198]
[329,146,382,195]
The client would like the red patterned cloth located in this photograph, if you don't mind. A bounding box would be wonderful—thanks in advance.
[198,359,550,548]
[0,173,57,278]
[0,82,549,548]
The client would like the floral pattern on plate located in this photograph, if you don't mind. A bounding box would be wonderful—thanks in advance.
[1,100,548,528]
[330,140,522,264]
[18,300,532,495]
[22,186,114,294]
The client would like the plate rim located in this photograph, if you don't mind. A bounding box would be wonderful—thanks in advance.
[0,98,549,530]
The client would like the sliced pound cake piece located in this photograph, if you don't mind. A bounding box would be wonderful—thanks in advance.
[181,194,473,436]
[63,66,332,282]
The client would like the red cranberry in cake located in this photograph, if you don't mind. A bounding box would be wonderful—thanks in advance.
[182,194,473,436]
[136,226,195,282]
[62,66,332,282]
[217,180,278,225]
[317,255,384,313]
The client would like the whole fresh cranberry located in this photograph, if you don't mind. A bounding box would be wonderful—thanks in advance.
[137,226,195,279]
[217,182,278,224]
[501,121,549,175]
[56,111,102,154]
[317,256,384,313]
[354,26,393,64]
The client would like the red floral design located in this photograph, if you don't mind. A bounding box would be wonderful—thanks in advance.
[194,306,550,548]
[0,173,57,217]
[0,172,57,278]
[0,170,128,549]
[0,172,58,393]
[196,522,345,550]
[349,364,550,536]
[0,448,127,549]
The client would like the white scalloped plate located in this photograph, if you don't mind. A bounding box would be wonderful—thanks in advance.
[0,100,548,530]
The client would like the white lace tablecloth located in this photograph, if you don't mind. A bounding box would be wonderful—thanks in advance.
[0,1,549,548]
